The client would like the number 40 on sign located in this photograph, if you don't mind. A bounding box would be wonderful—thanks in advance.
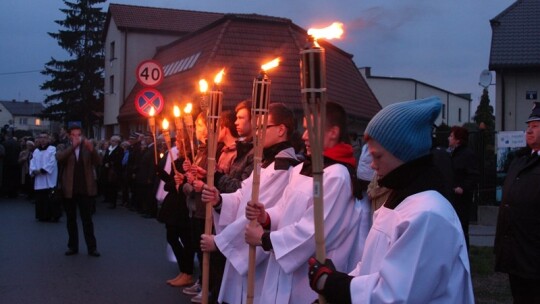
[136,60,164,87]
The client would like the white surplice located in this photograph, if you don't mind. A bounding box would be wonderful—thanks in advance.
[214,147,298,304]
[349,190,474,304]
[30,145,58,190]
[260,162,365,304]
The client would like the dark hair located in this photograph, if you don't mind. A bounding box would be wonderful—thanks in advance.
[220,110,239,137]
[268,102,295,139]
[450,126,468,145]
[235,100,252,119]
[327,101,350,144]
[68,125,82,133]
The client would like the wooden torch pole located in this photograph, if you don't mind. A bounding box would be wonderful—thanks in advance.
[300,36,328,304]
[246,64,273,304]
[201,70,224,304]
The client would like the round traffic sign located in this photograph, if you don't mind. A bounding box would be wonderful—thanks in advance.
[134,88,165,117]
[136,60,164,87]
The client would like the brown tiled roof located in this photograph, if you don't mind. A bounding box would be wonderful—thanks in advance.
[105,3,224,36]
[119,13,380,124]
[489,0,540,69]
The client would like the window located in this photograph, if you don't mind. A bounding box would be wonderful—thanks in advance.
[110,41,115,61]
[19,117,28,125]
[442,104,446,119]
[109,75,114,94]
[458,108,462,122]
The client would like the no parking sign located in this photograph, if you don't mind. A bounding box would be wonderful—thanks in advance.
[134,88,164,117]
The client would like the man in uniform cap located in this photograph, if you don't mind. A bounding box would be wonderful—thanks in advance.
[495,101,540,303]
[308,96,474,303]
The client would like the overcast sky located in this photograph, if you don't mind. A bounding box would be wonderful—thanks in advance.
[0,0,514,113]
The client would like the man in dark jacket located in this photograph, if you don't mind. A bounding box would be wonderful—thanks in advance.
[56,125,101,257]
[495,101,540,303]
[101,135,123,209]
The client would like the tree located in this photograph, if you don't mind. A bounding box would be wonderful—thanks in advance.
[472,88,497,205]
[41,0,106,137]
[473,88,495,131]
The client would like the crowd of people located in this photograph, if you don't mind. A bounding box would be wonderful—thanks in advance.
[1,98,539,303]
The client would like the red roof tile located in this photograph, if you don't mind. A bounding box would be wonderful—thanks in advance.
[119,13,380,125]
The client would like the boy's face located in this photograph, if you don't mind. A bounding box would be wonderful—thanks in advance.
[301,117,335,156]
[235,108,252,137]
[367,139,404,179]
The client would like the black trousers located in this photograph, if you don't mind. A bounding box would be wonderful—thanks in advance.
[452,191,471,249]
[191,217,205,282]
[166,224,194,274]
[64,194,97,251]
[509,274,540,304]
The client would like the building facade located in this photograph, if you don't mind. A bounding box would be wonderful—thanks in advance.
[359,67,472,127]
[490,0,540,131]
[0,100,51,137]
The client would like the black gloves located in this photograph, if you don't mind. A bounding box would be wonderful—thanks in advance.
[308,257,335,293]
[308,257,354,304]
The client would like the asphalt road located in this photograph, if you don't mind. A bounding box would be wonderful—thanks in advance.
[0,197,197,304]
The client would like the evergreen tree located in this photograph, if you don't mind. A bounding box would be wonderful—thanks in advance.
[473,88,496,205]
[473,88,495,131]
[41,0,106,137]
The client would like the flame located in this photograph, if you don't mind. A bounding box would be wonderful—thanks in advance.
[214,69,225,84]
[173,105,181,118]
[307,22,344,40]
[184,103,193,114]
[199,79,208,93]
[149,106,155,117]
[261,58,280,72]
[162,118,169,130]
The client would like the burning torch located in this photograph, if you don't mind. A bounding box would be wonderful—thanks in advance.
[201,68,225,304]
[173,105,188,160]
[301,21,343,304]
[161,118,179,175]
[183,102,196,161]
[246,57,279,304]
[147,106,158,165]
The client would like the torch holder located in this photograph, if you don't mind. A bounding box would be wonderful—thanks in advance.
[300,37,327,266]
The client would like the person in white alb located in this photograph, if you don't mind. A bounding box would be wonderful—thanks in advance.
[30,132,59,222]
[308,97,474,304]
[200,102,300,304]
[245,101,370,304]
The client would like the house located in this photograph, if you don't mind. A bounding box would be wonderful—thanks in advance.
[104,4,381,137]
[489,0,540,131]
[103,4,224,135]
[0,100,50,137]
[359,67,472,127]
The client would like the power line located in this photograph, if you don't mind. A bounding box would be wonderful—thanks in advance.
[0,70,41,76]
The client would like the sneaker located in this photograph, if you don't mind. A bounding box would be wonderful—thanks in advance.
[183,281,201,296]
[190,291,203,303]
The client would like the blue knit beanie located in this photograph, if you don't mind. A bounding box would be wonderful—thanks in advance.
[365,96,442,162]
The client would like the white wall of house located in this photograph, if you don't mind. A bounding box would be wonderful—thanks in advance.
[359,67,471,127]
[495,71,540,131]
[0,104,11,128]
[103,19,182,129]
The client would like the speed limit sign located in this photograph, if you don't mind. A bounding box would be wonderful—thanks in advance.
[136,60,164,87]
